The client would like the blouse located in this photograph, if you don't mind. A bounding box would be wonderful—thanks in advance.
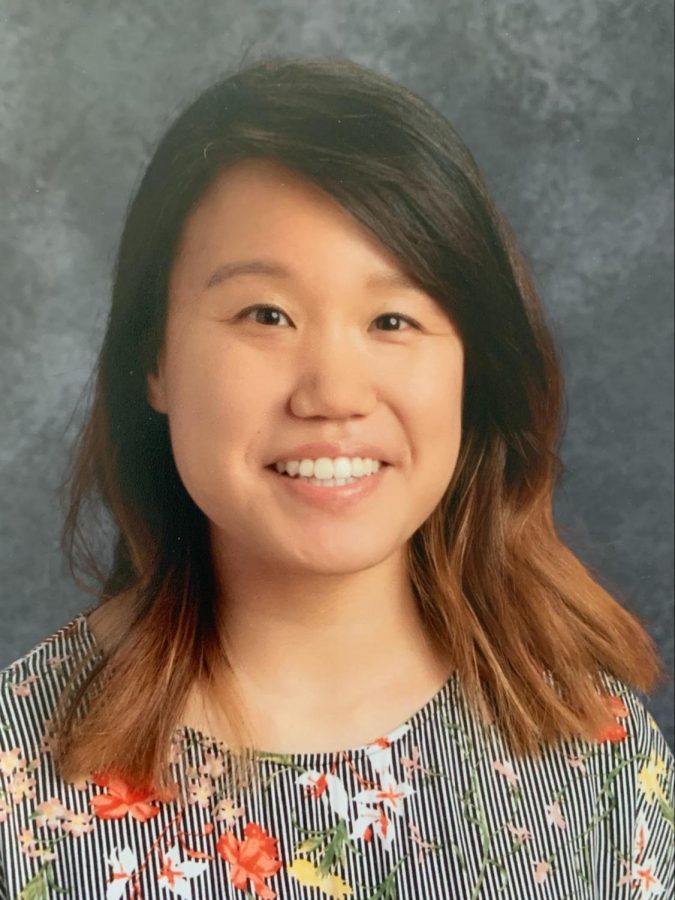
[0,611,673,899]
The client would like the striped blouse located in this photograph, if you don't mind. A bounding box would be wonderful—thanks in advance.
[0,612,673,899]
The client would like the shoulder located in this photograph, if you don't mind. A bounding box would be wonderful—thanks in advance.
[0,613,98,761]
[0,615,108,894]
[595,669,674,764]
[590,671,675,893]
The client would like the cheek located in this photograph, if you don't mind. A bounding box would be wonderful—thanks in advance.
[405,353,463,421]
[162,340,262,474]
[404,356,463,478]
[167,333,261,422]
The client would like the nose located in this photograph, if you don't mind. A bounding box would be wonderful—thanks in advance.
[288,333,378,420]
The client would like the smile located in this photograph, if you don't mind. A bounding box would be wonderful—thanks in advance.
[266,462,391,509]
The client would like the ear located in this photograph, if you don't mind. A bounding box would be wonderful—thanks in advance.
[146,365,168,414]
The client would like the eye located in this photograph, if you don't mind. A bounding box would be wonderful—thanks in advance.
[238,304,419,331]
[373,312,418,332]
[239,304,291,327]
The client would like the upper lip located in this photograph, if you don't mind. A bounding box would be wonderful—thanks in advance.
[268,441,393,465]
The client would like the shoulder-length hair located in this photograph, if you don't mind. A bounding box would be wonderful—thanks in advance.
[53,54,666,796]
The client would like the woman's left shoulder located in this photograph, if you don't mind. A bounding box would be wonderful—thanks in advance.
[595,670,674,766]
[586,671,674,895]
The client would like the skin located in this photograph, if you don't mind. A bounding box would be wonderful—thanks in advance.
[95,158,466,753]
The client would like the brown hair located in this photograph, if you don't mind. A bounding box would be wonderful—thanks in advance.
[52,54,667,796]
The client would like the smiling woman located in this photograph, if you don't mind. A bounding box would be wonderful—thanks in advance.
[0,56,673,899]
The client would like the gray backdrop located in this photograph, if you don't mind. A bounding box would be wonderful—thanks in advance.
[1,0,673,749]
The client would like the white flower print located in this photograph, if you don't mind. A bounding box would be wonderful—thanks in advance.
[364,722,412,775]
[351,800,397,851]
[618,814,665,896]
[354,768,414,818]
[633,810,649,863]
[350,769,415,851]
[630,857,665,897]
[2,622,673,900]
[157,842,209,898]
[296,769,351,821]
[107,845,139,900]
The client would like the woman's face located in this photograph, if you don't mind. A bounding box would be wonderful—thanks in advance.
[147,158,464,576]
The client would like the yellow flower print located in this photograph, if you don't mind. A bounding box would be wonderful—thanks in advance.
[187,774,215,808]
[0,746,23,777]
[213,795,245,825]
[287,858,354,898]
[18,828,57,862]
[62,810,95,837]
[199,750,225,779]
[638,751,668,806]
[33,797,66,830]
[8,770,36,803]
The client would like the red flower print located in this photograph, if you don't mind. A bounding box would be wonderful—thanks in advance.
[595,694,631,743]
[158,854,184,885]
[605,694,629,718]
[90,771,177,822]
[301,771,329,800]
[596,722,629,744]
[216,822,283,899]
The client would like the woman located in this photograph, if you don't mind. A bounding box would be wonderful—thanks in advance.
[0,55,672,899]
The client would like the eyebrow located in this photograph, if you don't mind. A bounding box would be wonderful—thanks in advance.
[203,258,420,291]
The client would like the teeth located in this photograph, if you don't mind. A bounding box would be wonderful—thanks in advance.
[273,457,383,480]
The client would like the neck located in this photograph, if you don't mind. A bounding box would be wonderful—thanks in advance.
[208,531,450,713]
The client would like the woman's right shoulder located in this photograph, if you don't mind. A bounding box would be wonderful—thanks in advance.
[0,612,99,759]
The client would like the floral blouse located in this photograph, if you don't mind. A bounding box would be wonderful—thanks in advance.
[0,613,673,899]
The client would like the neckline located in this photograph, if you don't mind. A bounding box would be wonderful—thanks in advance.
[71,609,458,765]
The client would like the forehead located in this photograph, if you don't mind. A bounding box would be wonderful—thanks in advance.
[171,158,412,286]
[192,157,338,220]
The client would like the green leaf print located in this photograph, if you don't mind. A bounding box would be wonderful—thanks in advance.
[17,862,68,899]
[362,853,408,899]
[291,811,364,873]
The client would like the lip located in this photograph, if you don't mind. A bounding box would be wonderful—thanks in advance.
[268,441,393,465]
[266,462,390,509]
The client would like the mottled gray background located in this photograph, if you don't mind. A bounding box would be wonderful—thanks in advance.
[1,1,673,749]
